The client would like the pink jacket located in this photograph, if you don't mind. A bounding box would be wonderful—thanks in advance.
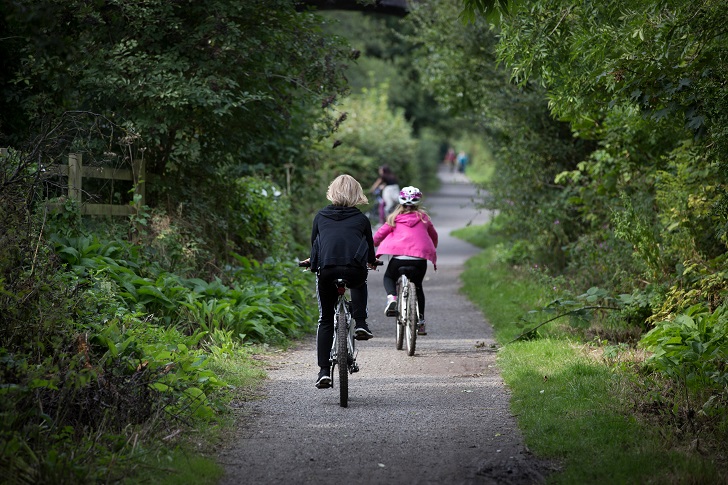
[373,212,438,269]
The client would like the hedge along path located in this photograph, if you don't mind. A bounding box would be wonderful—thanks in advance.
[218,164,550,484]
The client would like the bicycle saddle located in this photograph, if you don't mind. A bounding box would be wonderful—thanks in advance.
[397,265,418,276]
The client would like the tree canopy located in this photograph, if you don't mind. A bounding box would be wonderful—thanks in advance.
[1,0,352,179]
[410,0,727,287]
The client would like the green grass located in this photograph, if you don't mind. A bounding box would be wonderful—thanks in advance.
[499,340,711,484]
[134,450,224,485]
[454,222,722,484]
[456,225,549,343]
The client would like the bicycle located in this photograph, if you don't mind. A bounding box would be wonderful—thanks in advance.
[391,266,419,356]
[299,260,382,407]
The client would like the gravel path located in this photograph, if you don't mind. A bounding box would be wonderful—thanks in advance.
[218,166,549,484]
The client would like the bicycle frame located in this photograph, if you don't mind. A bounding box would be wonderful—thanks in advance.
[331,281,358,373]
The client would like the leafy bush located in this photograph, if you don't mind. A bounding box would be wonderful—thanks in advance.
[229,177,292,262]
[649,260,728,325]
[0,316,225,484]
[50,234,315,344]
[640,304,728,391]
[177,256,315,343]
[1,168,316,482]
[320,84,419,188]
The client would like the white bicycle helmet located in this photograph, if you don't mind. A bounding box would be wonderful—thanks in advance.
[398,186,422,206]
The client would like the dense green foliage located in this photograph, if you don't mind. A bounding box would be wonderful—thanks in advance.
[1,1,334,481]
[1,148,317,482]
[1,0,356,270]
[321,11,452,137]
[1,0,350,171]
[408,0,728,377]
[407,0,727,472]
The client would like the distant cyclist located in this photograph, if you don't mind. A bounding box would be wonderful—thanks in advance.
[305,174,378,389]
[373,186,438,335]
[368,165,399,225]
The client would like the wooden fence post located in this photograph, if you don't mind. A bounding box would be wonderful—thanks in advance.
[68,153,83,203]
[132,158,146,207]
[284,162,294,195]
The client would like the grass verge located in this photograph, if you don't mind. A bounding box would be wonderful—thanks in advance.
[454,222,722,484]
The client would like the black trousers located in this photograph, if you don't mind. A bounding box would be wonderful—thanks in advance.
[316,266,368,369]
[383,258,428,320]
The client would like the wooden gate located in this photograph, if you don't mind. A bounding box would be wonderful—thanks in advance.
[46,152,146,216]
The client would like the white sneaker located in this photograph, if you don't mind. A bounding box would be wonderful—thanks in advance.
[384,295,397,317]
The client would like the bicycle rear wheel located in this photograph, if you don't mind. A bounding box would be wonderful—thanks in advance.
[396,319,404,350]
[336,311,349,407]
[395,278,404,350]
[406,281,418,356]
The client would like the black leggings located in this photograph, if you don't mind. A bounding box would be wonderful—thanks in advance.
[316,266,368,369]
[383,258,427,320]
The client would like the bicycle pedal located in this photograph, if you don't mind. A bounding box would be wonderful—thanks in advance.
[351,363,359,373]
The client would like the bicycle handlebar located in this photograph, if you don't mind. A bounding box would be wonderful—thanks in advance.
[298,260,383,268]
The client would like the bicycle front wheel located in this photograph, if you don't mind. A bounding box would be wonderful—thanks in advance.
[406,281,418,356]
[336,311,349,407]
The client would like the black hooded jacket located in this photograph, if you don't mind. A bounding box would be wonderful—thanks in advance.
[310,205,376,271]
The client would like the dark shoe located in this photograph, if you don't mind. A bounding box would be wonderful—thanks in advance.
[417,320,427,335]
[354,323,373,340]
[315,368,332,389]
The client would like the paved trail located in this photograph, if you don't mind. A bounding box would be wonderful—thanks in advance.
[218,166,547,484]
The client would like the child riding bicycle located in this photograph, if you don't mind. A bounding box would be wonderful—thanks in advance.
[304,174,379,389]
[373,186,438,335]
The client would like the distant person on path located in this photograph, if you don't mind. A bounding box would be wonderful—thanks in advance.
[305,174,378,389]
[456,151,469,173]
[443,146,456,172]
[368,165,399,225]
[373,186,438,336]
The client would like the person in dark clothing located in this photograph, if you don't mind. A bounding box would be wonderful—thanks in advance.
[306,174,379,389]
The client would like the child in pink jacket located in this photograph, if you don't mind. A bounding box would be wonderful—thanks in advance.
[373,186,438,335]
